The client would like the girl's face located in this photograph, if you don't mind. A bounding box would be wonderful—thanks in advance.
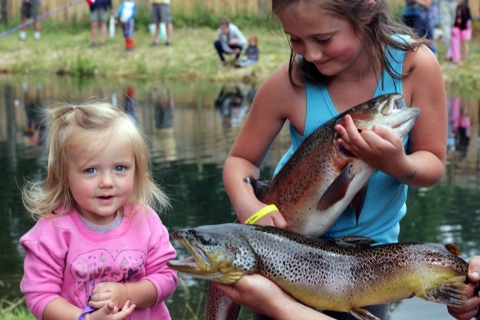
[277,3,363,77]
[67,136,135,225]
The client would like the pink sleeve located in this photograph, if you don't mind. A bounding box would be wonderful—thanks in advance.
[142,212,178,305]
[20,239,66,319]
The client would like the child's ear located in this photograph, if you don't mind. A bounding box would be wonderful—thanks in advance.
[363,0,376,25]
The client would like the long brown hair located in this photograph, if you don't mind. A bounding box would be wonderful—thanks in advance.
[272,0,429,87]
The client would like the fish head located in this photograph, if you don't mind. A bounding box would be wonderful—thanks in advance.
[337,93,420,139]
[167,224,258,284]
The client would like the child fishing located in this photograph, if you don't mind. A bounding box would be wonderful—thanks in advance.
[20,102,178,319]
[218,0,480,319]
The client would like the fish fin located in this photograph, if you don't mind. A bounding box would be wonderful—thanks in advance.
[205,282,241,320]
[317,165,351,211]
[347,307,380,320]
[350,184,368,226]
[245,177,271,200]
[417,276,468,307]
[445,243,461,256]
[328,236,376,247]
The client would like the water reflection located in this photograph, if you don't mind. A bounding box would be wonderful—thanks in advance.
[0,75,479,319]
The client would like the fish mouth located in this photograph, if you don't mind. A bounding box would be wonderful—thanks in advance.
[167,229,249,284]
[168,234,232,282]
[355,94,420,138]
[168,232,211,270]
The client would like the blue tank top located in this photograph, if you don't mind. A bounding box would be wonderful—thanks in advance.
[274,37,409,245]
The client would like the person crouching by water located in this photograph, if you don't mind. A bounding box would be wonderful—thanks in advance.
[214,18,247,67]
[236,35,260,68]
[20,102,178,319]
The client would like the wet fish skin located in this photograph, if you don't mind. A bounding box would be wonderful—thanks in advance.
[168,223,469,320]
[204,282,240,320]
[248,93,420,237]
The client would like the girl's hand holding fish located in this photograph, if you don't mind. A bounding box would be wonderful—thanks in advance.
[448,256,480,320]
[213,274,333,320]
[334,116,411,182]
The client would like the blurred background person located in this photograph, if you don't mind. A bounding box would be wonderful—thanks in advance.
[88,0,113,47]
[213,18,247,67]
[449,0,471,62]
[115,0,137,52]
[402,0,436,54]
[19,0,41,40]
[150,0,173,46]
[236,35,260,68]
[439,0,458,59]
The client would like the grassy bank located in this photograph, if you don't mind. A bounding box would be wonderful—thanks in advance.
[0,22,290,86]
[1,21,480,93]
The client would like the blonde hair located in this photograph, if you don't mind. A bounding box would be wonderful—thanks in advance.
[22,102,169,220]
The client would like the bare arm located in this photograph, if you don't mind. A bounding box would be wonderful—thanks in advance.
[223,63,304,226]
[335,45,446,188]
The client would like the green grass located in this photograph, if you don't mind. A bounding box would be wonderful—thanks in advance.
[1,10,480,93]
[0,298,34,320]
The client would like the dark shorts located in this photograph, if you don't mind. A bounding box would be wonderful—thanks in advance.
[151,3,171,24]
[21,2,40,19]
[90,7,108,22]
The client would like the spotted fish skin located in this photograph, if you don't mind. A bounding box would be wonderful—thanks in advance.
[248,93,420,237]
[168,223,469,320]
[204,283,240,320]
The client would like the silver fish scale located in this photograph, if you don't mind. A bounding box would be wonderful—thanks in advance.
[233,242,257,271]
[242,226,468,295]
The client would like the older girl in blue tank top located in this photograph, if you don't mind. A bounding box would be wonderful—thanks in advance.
[218,0,480,319]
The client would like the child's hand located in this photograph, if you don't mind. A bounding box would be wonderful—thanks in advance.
[334,114,407,175]
[88,301,135,320]
[89,282,128,311]
[448,256,480,320]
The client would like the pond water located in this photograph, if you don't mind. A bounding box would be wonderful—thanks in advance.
[0,74,479,320]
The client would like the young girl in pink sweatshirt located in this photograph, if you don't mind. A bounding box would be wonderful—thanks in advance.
[20,102,178,320]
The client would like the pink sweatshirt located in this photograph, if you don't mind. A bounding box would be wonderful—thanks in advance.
[20,205,178,320]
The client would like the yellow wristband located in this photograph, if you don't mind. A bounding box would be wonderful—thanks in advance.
[244,204,279,225]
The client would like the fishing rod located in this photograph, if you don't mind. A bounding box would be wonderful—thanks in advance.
[0,0,83,39]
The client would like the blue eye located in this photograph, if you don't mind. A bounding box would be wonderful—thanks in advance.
[85,168,97,174]
[115,166,126,172]
[315,37,331,44]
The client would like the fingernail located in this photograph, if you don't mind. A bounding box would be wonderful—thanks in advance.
[472,271,480,278]
[373,125,379,133]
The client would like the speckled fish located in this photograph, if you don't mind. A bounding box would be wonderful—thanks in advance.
[247,93,420,237]
[168,223,471,320]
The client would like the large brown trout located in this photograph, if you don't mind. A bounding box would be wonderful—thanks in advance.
[168,224,470,320]
[247,93,420,237]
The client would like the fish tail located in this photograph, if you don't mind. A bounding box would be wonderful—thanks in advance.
[419,275,468,307]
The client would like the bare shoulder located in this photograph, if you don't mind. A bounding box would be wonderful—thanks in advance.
[253,61,306,129]
[402,44,445,108]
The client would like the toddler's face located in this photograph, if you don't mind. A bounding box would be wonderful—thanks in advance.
[67,137,135,225]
